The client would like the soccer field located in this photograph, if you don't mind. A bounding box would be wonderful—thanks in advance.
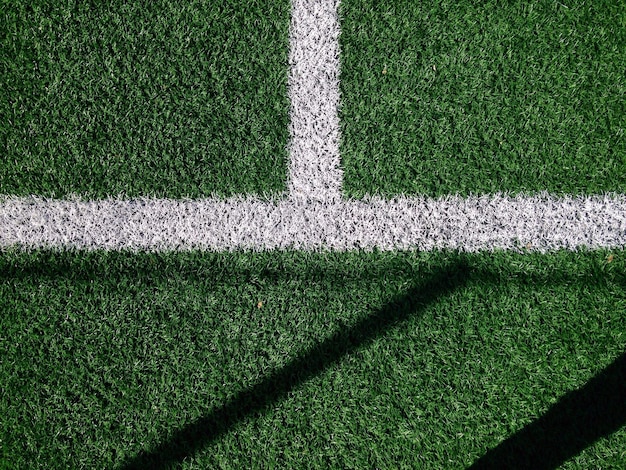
[1,0,625,468]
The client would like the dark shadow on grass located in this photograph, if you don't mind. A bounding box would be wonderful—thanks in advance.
[5,250,623,467]
[120,261,471,469]
[469,351,626,470]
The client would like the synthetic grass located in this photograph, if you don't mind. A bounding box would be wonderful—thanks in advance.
[1,249,625,468]
[0,0,290,199]
[338,0,626,198]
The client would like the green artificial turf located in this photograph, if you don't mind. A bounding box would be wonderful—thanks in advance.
[338,0,626,198]
[1,248,625,469]
[0,0,290,199]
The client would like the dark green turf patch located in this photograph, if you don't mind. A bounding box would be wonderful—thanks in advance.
[0,0,290,199]
[338,0,626,198]
[1,248,625,468]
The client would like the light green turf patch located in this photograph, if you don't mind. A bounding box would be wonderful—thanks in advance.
[0,0,290,199]
[339,0,626,198]
[1,248,624,469]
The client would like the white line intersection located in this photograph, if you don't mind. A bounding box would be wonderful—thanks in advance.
[1,0,625,252]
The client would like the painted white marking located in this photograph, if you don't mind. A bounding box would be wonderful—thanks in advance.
[1,0,625,252]
[1,194,625,252]
[287,0,343,203]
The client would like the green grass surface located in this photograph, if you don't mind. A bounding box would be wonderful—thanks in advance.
[2,249,625,468]
[0,0,290,199]
[339,0,626,198]
[2,1,626,468]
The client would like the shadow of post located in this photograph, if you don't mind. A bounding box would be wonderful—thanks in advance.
[469,351,626,470]
[121,261,471,469]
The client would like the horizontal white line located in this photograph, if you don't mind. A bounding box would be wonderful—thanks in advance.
[2,194,624,252]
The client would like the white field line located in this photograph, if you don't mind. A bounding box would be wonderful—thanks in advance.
[1,194,625,252]
[1,0,625,253]
[287,0,343,203]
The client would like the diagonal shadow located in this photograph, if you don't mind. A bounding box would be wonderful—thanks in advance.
[120,261,471,469]
[469,351,626,470]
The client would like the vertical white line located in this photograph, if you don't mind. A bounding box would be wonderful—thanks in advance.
[287,0,343,204]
